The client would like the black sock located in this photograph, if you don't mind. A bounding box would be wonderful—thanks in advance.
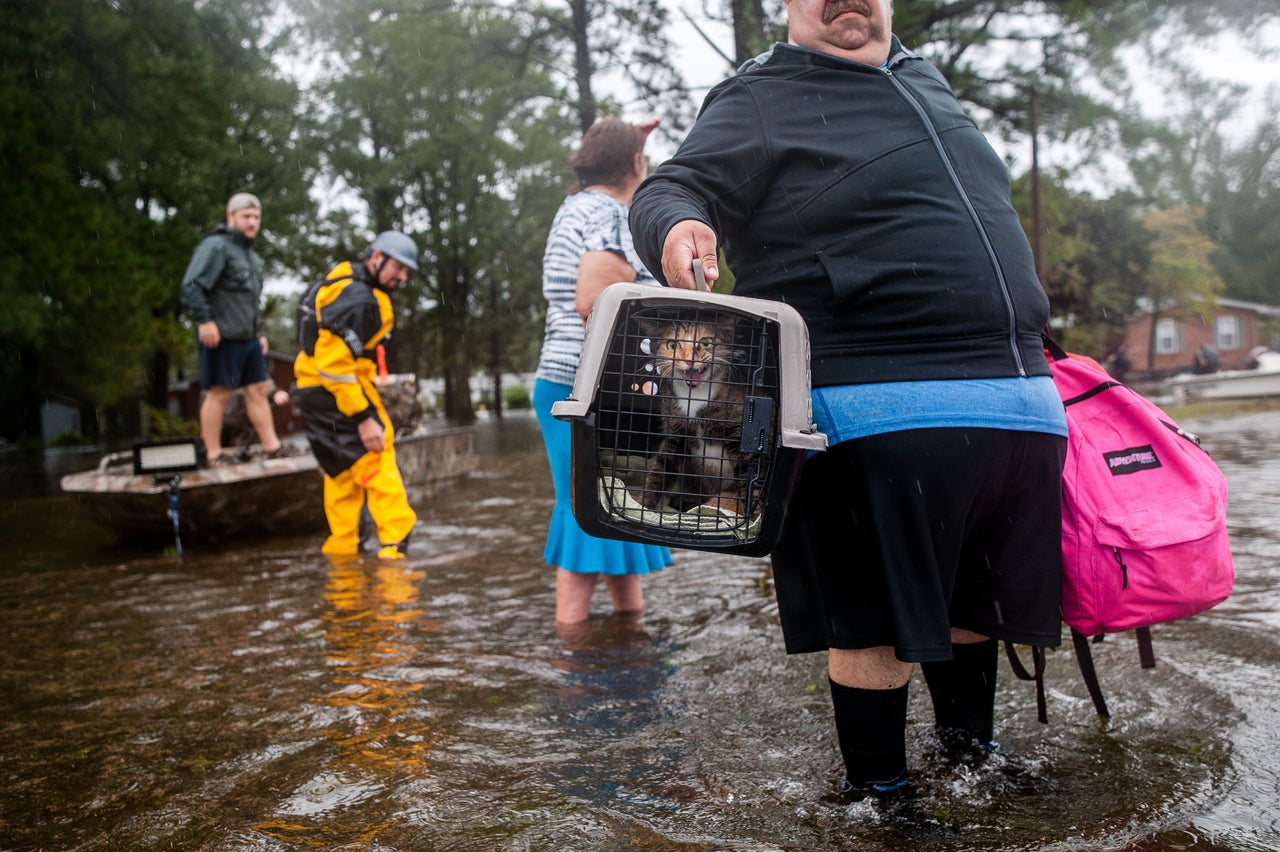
[828,678,909,785]
[921,638,998,744]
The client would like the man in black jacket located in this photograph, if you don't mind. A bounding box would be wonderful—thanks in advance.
[180,192,283,465]
[630,0,1068,800]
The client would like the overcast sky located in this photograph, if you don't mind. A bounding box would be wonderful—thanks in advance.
[647,6,1279,192]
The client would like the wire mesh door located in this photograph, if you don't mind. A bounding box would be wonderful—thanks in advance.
[556,283,827,556]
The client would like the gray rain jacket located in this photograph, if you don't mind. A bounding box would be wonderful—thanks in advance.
[180,224,265,342]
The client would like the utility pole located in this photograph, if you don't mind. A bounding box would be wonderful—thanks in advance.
[1028,35,1059,295]
[1029,85,1046,290]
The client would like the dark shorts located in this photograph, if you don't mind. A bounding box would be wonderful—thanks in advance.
[771,428,1066,662]
[198,338,268,391]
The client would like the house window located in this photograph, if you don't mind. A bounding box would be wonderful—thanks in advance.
[1215,314,1243,350]
[1155,318,1183,354]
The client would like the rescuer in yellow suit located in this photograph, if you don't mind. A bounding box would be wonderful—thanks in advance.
[293,231,420,559]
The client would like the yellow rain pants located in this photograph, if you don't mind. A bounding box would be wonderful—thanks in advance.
[320,436,417,557]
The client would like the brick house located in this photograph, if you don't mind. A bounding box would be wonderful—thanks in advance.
[1119,297,1280,377]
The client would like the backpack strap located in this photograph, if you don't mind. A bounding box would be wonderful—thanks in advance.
[296,270,356,354]
[1007,631,1153,722]
[1136,625,1156,669]
[1071,629,1112,718]
[1003,642,1048,723]
[1041,330,1069,363]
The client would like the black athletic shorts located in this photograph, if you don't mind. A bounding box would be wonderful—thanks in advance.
[198,337,268,391]
[771,428,1066,662]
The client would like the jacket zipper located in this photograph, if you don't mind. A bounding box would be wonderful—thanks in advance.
[236,237,262,337]
[883,68,1029,377]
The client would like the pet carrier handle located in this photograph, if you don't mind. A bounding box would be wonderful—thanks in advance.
[692,262,710,292]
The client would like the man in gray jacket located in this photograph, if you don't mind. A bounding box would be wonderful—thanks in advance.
[180,192,283,465]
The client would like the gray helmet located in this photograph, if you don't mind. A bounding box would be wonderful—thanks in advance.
[368,230,419,271]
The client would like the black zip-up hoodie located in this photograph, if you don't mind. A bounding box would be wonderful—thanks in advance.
[630,39,1051,388]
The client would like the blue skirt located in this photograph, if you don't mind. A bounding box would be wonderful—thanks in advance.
[533,379,672,576]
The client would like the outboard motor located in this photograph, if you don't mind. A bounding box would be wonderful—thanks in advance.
[1192,344,1221,375]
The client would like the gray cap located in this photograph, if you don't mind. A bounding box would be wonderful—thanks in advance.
[226,192,261,213]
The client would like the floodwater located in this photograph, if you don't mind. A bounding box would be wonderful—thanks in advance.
[1,408,1277,851]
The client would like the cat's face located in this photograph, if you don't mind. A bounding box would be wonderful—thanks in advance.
[648,320,735,389]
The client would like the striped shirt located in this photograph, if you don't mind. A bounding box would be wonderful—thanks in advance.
[536,190,658,386]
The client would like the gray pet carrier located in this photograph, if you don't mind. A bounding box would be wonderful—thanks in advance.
[552,282,827,556]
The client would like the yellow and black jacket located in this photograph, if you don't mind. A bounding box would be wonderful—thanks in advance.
[293,261,397,477]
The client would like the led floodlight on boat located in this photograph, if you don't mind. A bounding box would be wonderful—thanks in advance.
[132,438,203,476]
[552,283,826,556]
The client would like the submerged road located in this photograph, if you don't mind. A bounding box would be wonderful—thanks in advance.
[1,407,1277,850]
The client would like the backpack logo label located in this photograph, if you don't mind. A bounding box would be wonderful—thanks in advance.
[1104,445,1162,476]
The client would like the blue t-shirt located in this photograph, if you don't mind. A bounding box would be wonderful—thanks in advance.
[812,376,1067,446]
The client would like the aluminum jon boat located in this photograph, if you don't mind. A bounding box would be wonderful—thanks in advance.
[60,426,477,542]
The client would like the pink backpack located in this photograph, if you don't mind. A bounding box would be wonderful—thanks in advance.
[1008,337,1235,719]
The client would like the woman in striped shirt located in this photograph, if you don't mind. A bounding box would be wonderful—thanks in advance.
[533,118,672,625]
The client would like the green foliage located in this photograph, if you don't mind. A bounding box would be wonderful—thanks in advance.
[1,178,172,407]
[1144,207,1226,315]
[261,292,300,360]
[1011,166,1235,357]
[0,0,311,441]
[502,384,532,410]
[711,251,737,295]
[1011,173,1152,351]
[1199,99,1280,306]
[146,406,200,440]
[48,430,91,448]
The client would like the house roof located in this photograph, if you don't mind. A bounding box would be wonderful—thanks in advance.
[1217,297,1280,318]
[1134,296,1280,318]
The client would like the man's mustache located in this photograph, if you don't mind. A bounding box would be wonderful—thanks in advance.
[824,0,872,24]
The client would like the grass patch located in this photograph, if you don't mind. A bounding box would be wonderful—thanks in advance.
[1161,396,1280,421]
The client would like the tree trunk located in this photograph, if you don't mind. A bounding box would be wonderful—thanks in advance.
[17,346,43,442]
[147,348,170,410]
[570,0,596,132]
[488,278,504,419]
[731,0,768,65]
[490,373,504,419]
[1146,307,1161,376]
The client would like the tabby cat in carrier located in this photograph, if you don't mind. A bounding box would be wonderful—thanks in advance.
[638,314,757,516]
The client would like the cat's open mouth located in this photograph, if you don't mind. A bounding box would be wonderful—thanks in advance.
[681,367,706,388]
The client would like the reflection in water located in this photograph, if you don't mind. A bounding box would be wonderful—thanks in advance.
[255,555,440,846]
[321,557,437,769]
[545,614,687,808]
